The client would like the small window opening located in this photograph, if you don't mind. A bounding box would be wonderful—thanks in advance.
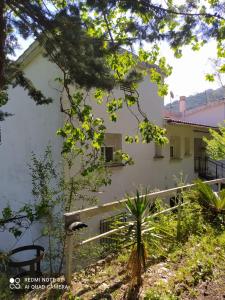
[101,146,114,162]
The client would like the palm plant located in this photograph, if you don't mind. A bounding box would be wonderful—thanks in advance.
[194,180,225,214]
[126,190,149,287]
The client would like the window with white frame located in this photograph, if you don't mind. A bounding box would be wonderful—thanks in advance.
[170,136,181,159]
[101,133,122,163]
[184,137,191,156]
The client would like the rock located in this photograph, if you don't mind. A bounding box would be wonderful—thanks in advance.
[99,282,109,291]
[97,259,106,266]
[121,284,127,291]
[81,279,88,284]
[158,267,169,274]
[89,268,96,274]
[105,255,114,263]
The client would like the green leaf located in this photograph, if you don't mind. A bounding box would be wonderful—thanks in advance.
[125,135,134,143]
[205,74,215,82]
[110,112,117,122]
[219,64,225,73]
[125,94,137,106]
[2,206,13,219]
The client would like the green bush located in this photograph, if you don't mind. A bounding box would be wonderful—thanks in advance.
[144,289,178,300]
[144,229,225,299]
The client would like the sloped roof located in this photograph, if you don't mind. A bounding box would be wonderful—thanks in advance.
[16,40,42,67]
[164,117,218,129]
[184,98,225,116]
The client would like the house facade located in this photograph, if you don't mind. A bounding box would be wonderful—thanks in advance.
[0,42,212,251]
[165,95,225,180]
[166,95,225,127]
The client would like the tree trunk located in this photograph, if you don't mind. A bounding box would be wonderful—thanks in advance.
[136,217,142,286]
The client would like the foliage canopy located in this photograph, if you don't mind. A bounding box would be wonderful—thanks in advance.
[1,1,225,185]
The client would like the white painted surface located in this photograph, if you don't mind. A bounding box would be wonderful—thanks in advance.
[183,100,225,127]
[0,52,63,253]
[0,47,207,253]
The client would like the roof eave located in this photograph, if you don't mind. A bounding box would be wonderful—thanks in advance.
[16,39,42,68]
[164,118,218,130]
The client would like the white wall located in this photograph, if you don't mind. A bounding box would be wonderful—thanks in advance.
[184,102,225,127]
[79,122,200,236]
[0,51,63,252]
[66,72,165,205]
[87,92,199,205]
[0,49,205,250]
[65,79,201,235]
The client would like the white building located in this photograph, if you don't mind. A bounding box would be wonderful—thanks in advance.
[165,96,225,180]
[165,95,225,127]
[0,42,215,252]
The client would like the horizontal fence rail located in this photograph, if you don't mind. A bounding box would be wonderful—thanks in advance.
[64,177,225,283]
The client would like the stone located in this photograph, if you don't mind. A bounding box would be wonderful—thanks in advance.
[99,282,109,291]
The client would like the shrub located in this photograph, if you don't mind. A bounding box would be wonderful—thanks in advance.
[194,180,225,214]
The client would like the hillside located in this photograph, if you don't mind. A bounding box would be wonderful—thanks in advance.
[3,182,225,300]
[165,86,225,113]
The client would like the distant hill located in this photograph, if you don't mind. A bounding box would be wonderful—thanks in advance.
[165,87,225,113]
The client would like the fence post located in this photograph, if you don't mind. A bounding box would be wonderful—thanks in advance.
[176,190,182,241]
[65,231,74,284]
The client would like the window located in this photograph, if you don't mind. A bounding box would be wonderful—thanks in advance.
[170,136,181,159]
[154,143,163,158]
[101,146,114,162]
[101,133,122,164]
[184,137,191,156]
[170,146,174,158]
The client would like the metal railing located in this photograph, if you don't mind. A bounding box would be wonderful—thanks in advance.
[64,177,225,283]
[194,156,225,179]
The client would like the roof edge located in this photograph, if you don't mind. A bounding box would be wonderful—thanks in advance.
[164,117,218,129]
[16,39,43,67]
[184,98,225,116]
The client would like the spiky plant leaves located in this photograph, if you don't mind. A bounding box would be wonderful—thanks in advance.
[126,190,149,220]
[126,190,149,287]
[195,180,225,214]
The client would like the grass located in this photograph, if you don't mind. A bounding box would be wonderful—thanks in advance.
[144,229,225,299]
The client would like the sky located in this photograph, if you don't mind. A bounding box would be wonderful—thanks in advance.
[162,41,222,104]
[16,37,222,106]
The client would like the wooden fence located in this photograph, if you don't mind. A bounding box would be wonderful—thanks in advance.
[64,177,225,283]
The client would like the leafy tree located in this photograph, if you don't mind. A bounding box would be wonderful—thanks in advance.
[1,1,225,158]
[204,125,225,160]
[39,0,225,169]
[0,0,59,117]
[2,1,225,251]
